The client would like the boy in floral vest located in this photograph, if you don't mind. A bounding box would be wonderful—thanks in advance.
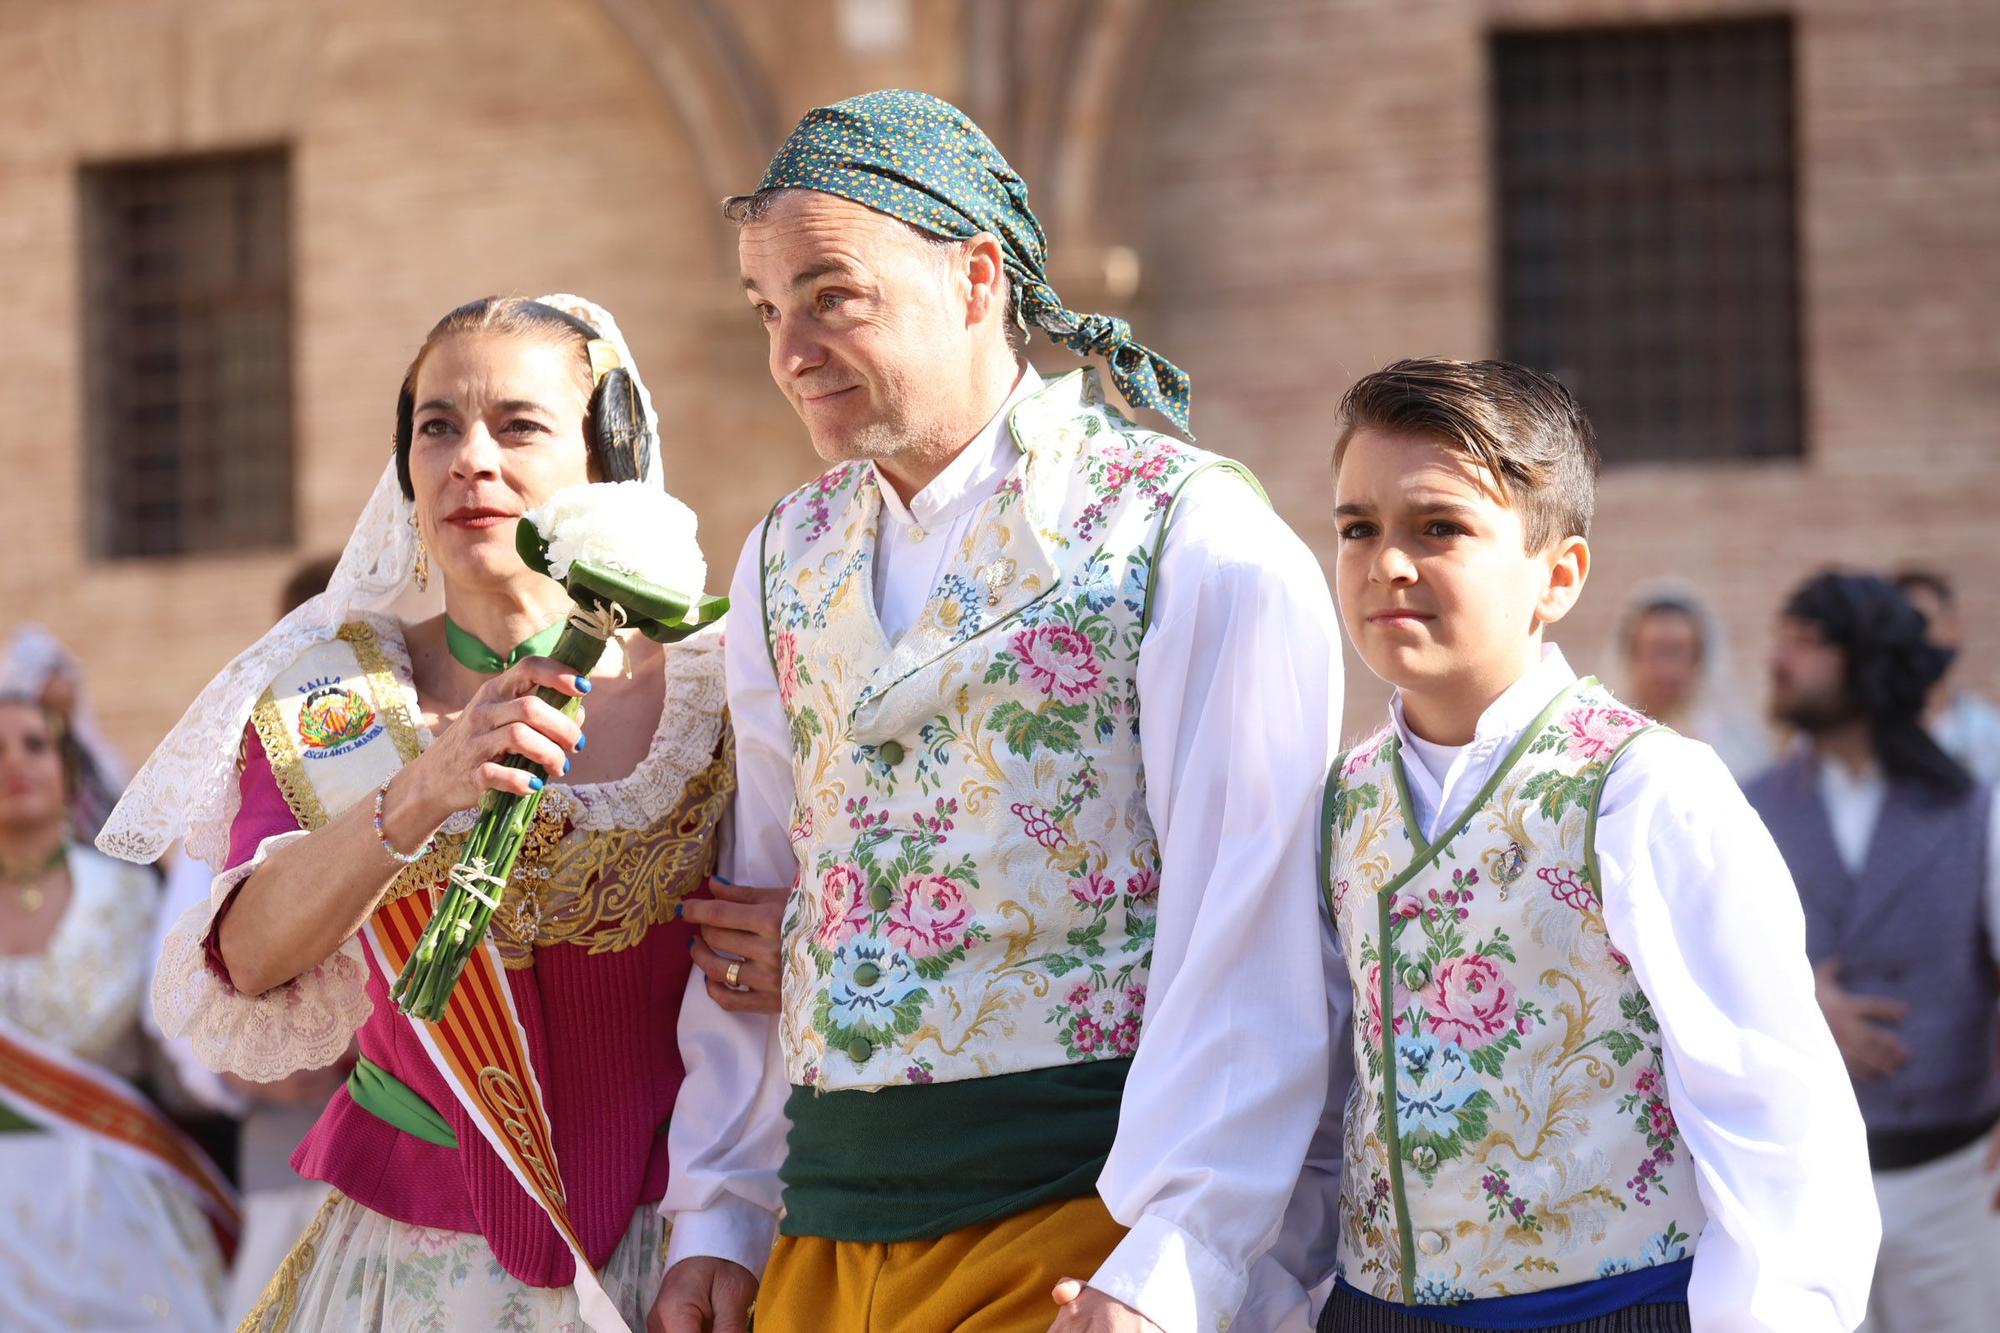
[1300,358,1876,1332]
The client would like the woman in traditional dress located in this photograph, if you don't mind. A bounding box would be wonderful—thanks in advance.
[1,625,131,840]
[0,695,229,1330]
[1614,579,1772,779]
[100,295,777,1331]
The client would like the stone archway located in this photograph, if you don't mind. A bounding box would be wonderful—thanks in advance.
[592,0,783,273]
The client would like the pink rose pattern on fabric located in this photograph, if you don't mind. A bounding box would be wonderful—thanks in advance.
[1071,871,1118,906]
[1422,954,1515,1050]
[1343,730,1391,780]
[773,630,802,708]
[1562,705,1645,762]
[1326,684,1699,1292]
[1363,961,1415,1045]
[1010,623,1104,701]
[814,864,871,948]
[887,874,972,958]
[764,427,1202,1083]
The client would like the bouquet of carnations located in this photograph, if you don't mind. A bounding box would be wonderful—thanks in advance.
[389,481,726,1021]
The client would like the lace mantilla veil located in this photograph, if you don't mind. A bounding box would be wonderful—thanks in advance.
[96,294,669,873]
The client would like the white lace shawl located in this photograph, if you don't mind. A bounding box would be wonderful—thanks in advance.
[97,292,709,1082]
[147,619,727,1081]
[96,294,666,873]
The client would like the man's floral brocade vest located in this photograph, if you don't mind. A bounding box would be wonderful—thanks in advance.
[1325,680,1707,1305]
[763,370,1234,1092]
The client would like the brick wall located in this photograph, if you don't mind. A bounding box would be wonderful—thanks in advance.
[1106,0,2000,742]
[0,0,835,757]
[1,0,1993,768]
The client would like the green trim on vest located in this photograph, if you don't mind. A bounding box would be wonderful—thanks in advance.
[347,1055,459,1150]
[1140,459,1268,629]
[1318,753,1347,909]
[1376,886,1420,1297]
[758,499,784,677]
[1585,725,1666,894]
[777,1058,1129,1242]
[1338,676,1603,1304]
[1377,680,1590,900]
[1389,736,1425,857]
[1331,681,1687,1305]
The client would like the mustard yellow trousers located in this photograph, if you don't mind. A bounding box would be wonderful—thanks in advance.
[752,1194,1126,1333]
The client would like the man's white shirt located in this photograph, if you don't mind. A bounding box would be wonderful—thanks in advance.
[662,366,1346,1333]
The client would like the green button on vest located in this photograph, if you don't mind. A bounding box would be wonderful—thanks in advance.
[868,882,893,912]
[847,1036,875,1063]
[876,740,905,766]
[852,961,882,987]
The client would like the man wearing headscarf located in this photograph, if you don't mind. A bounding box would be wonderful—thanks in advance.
[1746,571,2000,1333]
[655,90,1344,1333]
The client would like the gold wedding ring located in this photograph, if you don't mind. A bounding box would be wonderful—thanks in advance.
[724,960,744,989]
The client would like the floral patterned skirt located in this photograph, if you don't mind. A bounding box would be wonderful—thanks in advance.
[239,1191,666,1333]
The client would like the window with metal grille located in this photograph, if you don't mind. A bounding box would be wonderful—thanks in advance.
[1493,19,1801,463]
[79,148,294,558]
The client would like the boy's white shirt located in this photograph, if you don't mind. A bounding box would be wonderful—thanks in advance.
[1280,645,1879,1333]
[662,370,1347,1333]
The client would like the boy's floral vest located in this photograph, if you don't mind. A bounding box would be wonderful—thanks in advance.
[762,369,1251,1092]
[1325,679,1707,1305]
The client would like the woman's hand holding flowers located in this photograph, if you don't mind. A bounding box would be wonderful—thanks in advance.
[404,658,589,811]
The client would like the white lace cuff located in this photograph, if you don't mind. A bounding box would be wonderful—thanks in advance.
[149,830,374,1082]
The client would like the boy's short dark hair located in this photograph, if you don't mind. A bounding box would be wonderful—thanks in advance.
[1333,358,1599,551]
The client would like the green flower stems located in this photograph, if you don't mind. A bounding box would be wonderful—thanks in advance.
[388,615,608,1022]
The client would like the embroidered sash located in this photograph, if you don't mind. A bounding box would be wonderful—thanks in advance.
[0,1013,242,1261]
[252,621,630,1333]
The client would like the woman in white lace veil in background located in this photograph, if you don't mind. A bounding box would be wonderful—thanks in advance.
[1,625,131,841]
[98,294,779,1333]
[0,693,228,1330]
[1612,579,1773,780]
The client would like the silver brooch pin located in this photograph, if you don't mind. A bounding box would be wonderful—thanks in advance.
[980,557,1018,607]
[1494,841,1526,901]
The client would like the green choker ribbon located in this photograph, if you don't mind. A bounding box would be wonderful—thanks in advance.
[756,88,1194,437]
[444,616,567,674]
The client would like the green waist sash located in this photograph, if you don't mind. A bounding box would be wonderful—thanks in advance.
[347,1055,458,1150]
[778,1057,1130,1243]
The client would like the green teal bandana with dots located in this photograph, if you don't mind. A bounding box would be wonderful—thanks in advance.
[757,88,1194,436]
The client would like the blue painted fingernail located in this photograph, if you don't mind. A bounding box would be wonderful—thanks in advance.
[574,676,592,693]
[528,776,545,791]
[577,733,588,750]
[562,759,571,774]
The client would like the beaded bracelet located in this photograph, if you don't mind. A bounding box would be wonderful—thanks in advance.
[372,776,436,864]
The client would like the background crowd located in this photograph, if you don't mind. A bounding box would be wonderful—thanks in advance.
[5,559,1996,1326]
[0,2,1994,1329]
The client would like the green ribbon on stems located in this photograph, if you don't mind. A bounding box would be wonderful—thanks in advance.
[389,520,727,1023]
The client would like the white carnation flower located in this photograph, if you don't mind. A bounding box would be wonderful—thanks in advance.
[525,480,706,591]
